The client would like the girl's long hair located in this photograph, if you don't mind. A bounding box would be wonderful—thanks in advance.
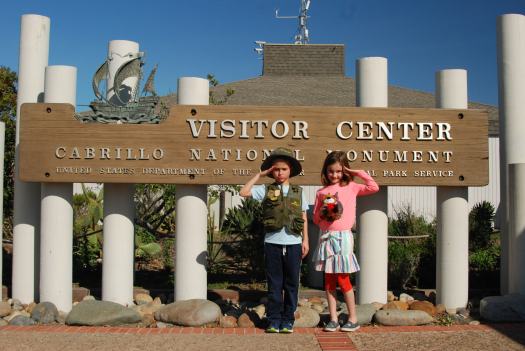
[321,151,353,186]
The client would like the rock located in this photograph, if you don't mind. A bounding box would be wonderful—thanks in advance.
[5,310,30,322]
[469,320,480,325]
[435,304,447,314]
[339,304,377,325]
[374,310,434,326]
[311,303,325,313]
[446,308,457,315]
[154,299,221,327]
[135,293,153,306]
[399,293,414,303]
[370,302,384,311]
[66,300,142,326]
[294,307,320,328]
[382,301,409,311]
[480,294,525,322]
[409,301,437,317]
[82,295,96,301]
[252,304,265,319]
[220,315,238,328]
[141,314,156,328]
[0,319,8,326]
[298,298,311,308]
[25,302,37,314]
[387,291,396,302]
[457,307,470,318]
[31,302,59,324]
[135,302,163,317]
[57,311,68,324]
[156,321,173,328]
[0,301,11,318]
[153,297,162,305]
[237,313,255,328]
[308,297,323,305]
[9,315,36,326]
[11,299,23,311]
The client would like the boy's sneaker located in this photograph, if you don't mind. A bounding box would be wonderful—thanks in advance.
[265,323,280,333]
[323,320,340,332]
[340,321,360,332]
[279,322,294,334]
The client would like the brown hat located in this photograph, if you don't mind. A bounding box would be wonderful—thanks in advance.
[261,147,302,178]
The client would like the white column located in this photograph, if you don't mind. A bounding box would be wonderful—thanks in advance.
[175,77,209,301]
[40,66,76,312]
[435,69,469,310]
[497,14,525,294]
[0,122,4,301]
[356,57,389,304]
[101,40,139,305]
[12,14,50,304]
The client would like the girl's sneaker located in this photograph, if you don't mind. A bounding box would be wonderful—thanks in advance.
[340,321,360,332]
[323,320,340,332]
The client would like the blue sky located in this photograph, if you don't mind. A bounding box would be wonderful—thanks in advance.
[1,0,523,108]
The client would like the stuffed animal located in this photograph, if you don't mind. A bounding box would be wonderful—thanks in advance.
[320,192,343,222]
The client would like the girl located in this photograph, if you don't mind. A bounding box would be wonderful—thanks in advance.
[312,151,379,332]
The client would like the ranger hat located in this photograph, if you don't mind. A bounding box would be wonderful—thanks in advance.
[261,147,302,178]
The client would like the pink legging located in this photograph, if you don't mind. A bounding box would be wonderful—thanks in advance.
[324,273,353,293]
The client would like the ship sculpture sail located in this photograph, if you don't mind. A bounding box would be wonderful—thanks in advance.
[78,52,166,124]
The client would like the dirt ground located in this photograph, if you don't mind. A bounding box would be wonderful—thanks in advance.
[0,325,524,351]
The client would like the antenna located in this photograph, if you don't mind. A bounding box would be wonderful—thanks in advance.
[276,0,311,44]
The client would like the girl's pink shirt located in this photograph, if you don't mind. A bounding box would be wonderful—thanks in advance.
[313,170,379,231]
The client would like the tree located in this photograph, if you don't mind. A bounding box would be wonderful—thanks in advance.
[0,66,17,240]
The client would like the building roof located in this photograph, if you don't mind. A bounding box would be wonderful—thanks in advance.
[163,43,498,136]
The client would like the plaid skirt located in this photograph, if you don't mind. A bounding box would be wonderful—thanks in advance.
[313,229,360,273]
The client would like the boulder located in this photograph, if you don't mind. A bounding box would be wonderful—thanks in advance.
[237,313,256,328]
[387,291,396,302]
[294,307,320,328]
[436,304,447,314]
[339,304,377,325]
[134,293,153,306]
[480,294,525,322]
[252,304,266,319]
[374,310,433,326]
[0,319,7,326]
[370,302,384,311]
[409,300,437,317]
[154,299,221,327]
[382,301,409,311]
[399,293,414,303]
[9,315,36,326]
[82,296,96,301]
[220,315,238,328]
[66,300,142,326]
[0,301,11,318]
[5,310,30,322]
[31,302,59,324]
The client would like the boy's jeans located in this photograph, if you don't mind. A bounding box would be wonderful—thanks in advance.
[264,242,302,327]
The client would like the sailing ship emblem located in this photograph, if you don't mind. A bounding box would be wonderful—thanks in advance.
[77,52,167,124]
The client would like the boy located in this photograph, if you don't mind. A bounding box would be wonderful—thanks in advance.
[240,147,309,333]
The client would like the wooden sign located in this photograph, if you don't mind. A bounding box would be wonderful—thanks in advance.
[19,103,488,186]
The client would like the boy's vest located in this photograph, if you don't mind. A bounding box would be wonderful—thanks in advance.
[262,183,304,236]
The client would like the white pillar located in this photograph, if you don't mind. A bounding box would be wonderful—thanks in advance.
[40,65,76,312]
[175,77,209,301]
[12,14,50,304]
[0,122,4,301]
[497,14,525,294]
[435,69,469,310]
[101,40,139,305]
[356,57,389,304]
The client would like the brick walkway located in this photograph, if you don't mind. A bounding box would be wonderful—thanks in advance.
[1,324,524,351]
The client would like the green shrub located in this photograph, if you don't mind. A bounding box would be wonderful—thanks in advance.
[469,201,495,251]
[469,244,500,272]
[388,207,436,290]
[220,198,265,278]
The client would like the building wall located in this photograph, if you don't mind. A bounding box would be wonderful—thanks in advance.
[216,137,500,228]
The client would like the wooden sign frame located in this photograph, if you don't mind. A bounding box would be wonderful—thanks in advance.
[19,103,489,186]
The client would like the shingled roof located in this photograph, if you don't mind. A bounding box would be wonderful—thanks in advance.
[162,43,498,136]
